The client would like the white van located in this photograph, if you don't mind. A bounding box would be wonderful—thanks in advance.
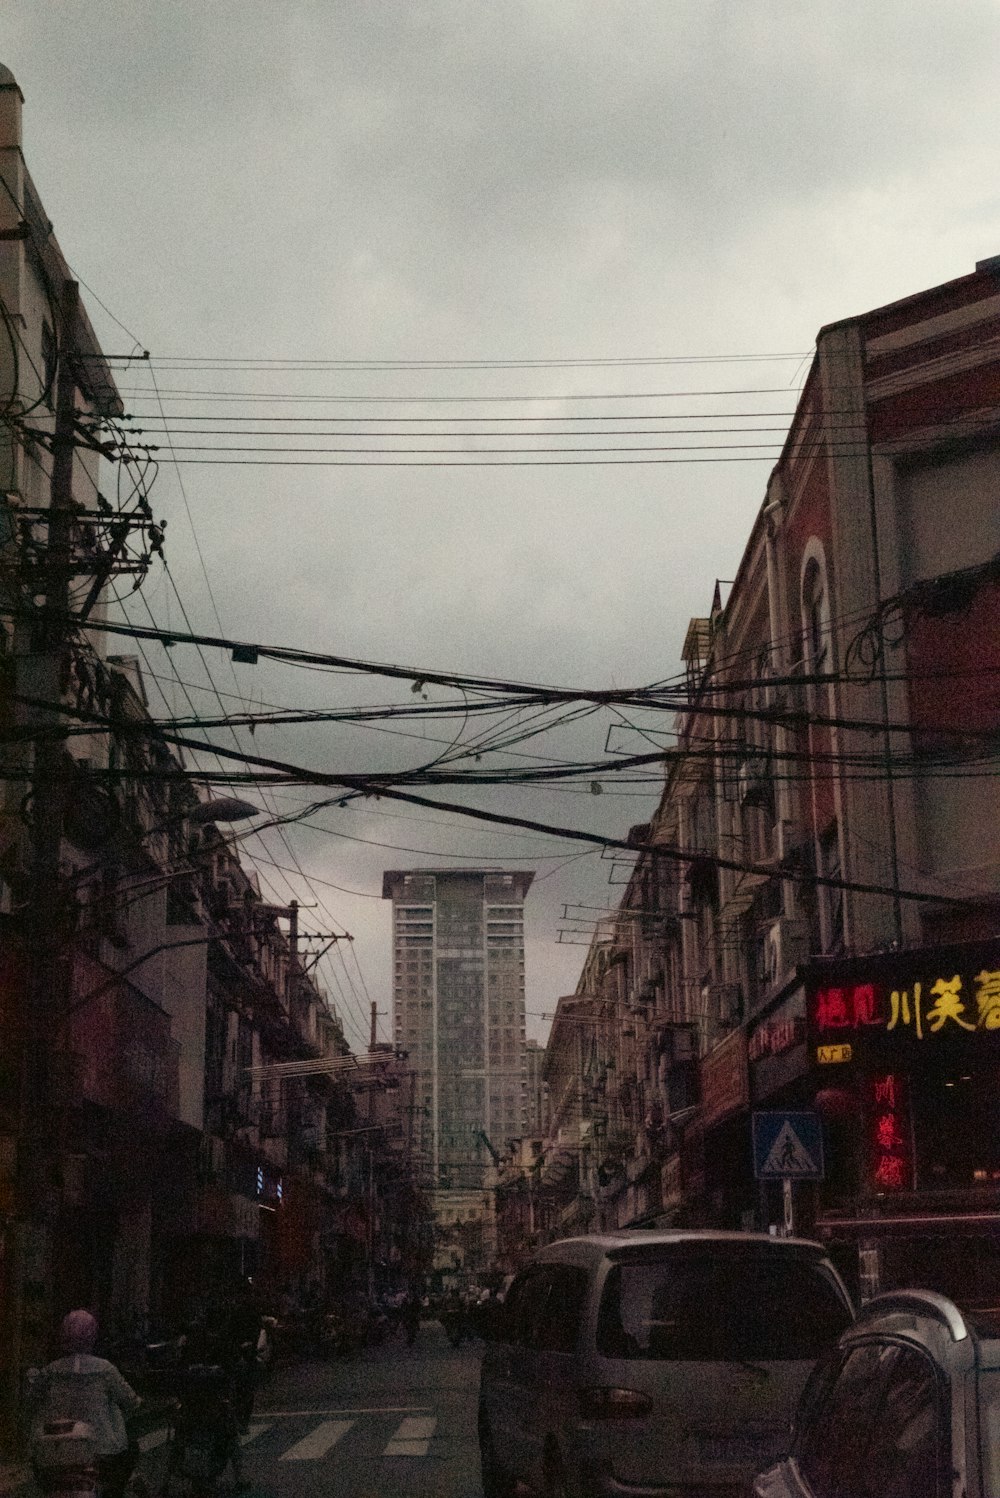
[478,1230,854,1498]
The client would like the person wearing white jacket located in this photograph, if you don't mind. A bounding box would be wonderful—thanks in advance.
[32,1310,142,1498]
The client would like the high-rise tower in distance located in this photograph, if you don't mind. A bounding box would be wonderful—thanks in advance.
[382,869,533,1195]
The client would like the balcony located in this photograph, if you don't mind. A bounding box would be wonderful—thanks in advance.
[68,951,179,1125]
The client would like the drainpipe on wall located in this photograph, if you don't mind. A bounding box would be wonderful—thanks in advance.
[762,484,797,922]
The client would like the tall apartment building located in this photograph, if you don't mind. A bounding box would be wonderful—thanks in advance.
[383,869,533,1193]
[523,1038,547,1140]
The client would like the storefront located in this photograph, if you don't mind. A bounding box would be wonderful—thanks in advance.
[699,1029,752,1228]
[805,936,1000,1302]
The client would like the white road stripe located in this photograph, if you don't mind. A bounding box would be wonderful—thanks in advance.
[260,1407,429,1417]
[240,1422,273,1446]
[280,1419,354,1461]
[137,1429,170,1453]
[383,1415,436,1457]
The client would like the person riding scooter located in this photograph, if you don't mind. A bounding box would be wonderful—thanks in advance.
[30,1311,142,1498]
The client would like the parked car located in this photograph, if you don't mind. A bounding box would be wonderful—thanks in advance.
[478,1230,854,1498]
[754,1288,1000,1498]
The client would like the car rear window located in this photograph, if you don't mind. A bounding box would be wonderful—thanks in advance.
[596,1245,852,1362]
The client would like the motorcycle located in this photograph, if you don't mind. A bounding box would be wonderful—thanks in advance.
[164,1364,240,1497]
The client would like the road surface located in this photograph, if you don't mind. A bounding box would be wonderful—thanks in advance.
[138,1319,484,1498]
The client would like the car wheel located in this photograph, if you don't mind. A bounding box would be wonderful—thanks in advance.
[479,1416,513,1498]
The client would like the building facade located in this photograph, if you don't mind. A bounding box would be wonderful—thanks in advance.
[523,1038,547,1140]
[0,65,428,1441]
[383,869,533,1232]
[518,257,1000,1298]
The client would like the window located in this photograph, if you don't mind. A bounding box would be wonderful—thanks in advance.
[596,1245,851,1362]
[798,1341,944,1498]
[797,1343,886,1497]
[535,1267,588,1353]
[868,1345,943,1498]
[505,1268,552,1349]
[802,554,831,676]
[819,821,845,954]
[504,1266,587,1354]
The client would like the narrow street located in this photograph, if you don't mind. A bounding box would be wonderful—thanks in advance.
[139,1322,484,1498]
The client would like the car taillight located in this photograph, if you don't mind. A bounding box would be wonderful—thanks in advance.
[578,1386,652,1420]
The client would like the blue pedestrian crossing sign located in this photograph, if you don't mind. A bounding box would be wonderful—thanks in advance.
[752,1110,824,1180]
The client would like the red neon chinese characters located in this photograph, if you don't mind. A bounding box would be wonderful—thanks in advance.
[873,1074,897,1109]
[866,1072,912,1194]
[851,984,879,1026]
[814,988,850,1030]
[813,983,884,1034]
[873,1154,908,1191]
[875,1113,905,1152]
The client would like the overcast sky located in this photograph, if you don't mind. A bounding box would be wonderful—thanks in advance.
[6,2,1000,1051]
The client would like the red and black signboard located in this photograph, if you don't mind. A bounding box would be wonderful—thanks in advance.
[805,937,1000,1066]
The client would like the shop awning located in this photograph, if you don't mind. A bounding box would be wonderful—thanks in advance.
[817,1211,1000,1238]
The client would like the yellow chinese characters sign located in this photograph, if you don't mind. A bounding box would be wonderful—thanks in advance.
[807,941,1000,1054]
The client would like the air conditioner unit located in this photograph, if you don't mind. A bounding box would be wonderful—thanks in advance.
[761,918,809,991]
[671,1024,697,1061]
[738,758,773,811]
[707,982,743,1029]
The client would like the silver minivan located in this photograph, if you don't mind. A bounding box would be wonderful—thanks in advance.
[478,1230,854,1498]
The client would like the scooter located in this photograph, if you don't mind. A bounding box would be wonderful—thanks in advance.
[32,1418,100,1498]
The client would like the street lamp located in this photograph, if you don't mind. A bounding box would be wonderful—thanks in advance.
[57,793,264,897]
[187,796,262,825]
[53,796,266,1017]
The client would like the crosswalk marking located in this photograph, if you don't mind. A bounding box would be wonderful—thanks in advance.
[140,1410,442,1464]
[240,1422,273,1446]
[279,1419,354,1461]
[259,1407,429,1417]
[383,1415,436,1457]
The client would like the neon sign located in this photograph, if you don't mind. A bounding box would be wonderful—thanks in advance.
[865,1071,913,1193]
[808,958,999,1042]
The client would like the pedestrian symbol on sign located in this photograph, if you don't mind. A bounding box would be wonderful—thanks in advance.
[752,1111,825,1180]
[764,1122,818,1177]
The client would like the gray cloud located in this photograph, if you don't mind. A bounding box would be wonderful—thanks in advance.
[6,0,1000,1047]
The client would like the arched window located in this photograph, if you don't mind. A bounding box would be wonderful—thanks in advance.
[801,550,831,675]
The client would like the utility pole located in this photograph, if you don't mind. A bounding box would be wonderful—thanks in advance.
[287,899,299,1001]
[5,280,80,1438]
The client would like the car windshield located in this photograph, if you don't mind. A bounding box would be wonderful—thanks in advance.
[596,1244,852,1361]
